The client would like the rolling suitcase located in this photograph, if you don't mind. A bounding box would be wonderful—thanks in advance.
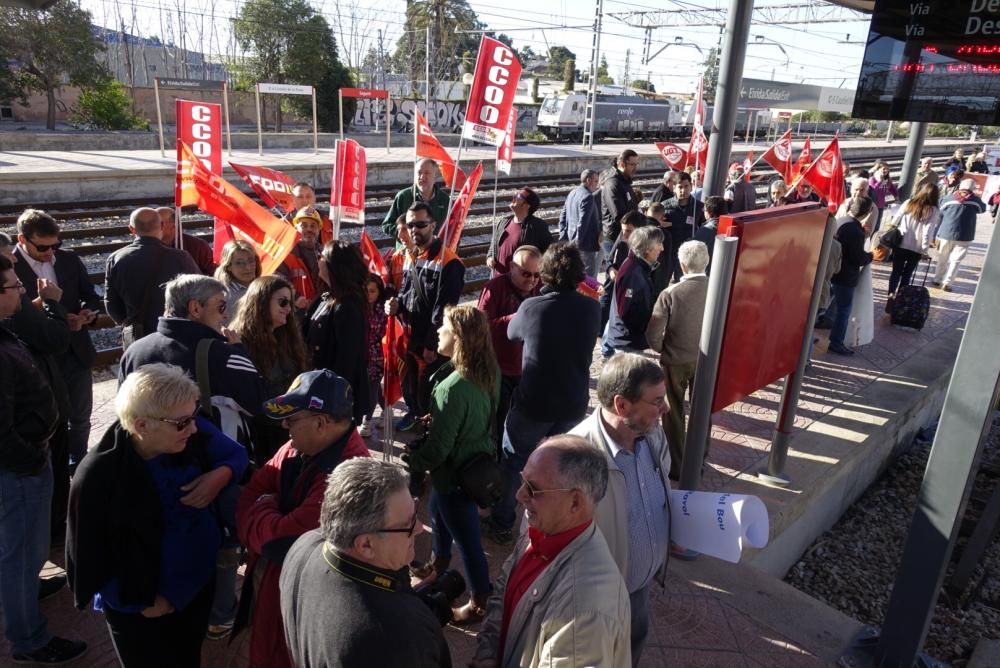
[890,259,931,330]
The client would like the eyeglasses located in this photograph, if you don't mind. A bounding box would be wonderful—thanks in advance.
[153,411,199,431]
[277,297,291,308]
[377,511,419,537]
[406,220,431,230]
[521,476,575,500]
[639,395,667,409]
[27,238,62,252]
[216,300,227,314]
[0,279,24,293]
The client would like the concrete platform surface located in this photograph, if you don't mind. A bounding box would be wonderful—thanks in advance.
[5,212,994,666]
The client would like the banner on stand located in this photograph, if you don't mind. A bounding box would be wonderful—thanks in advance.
[461,36,522,147]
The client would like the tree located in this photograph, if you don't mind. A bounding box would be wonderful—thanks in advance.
[234,0,353,131]
[702,48,719,103]
[563,59,575,92]
[517,45,538,63]
[71,78,148,130]
[597,53,614,85]
[547,45,576,78]
[631,79,655,93]
[0,1,106,130]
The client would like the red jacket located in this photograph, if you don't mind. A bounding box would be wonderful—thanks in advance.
[236,431,369,668]
[477,273,539,377]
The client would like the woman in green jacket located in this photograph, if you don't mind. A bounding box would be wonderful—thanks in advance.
[408,304,499,625]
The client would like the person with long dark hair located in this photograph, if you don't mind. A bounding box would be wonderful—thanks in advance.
[886,183,940,312]
[304,241,371,424]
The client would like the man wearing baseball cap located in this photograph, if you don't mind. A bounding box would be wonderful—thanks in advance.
[933,178,986,292]
[235,369,370,668]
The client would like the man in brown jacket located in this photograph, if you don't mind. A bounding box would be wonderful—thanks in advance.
[645,239,710,480]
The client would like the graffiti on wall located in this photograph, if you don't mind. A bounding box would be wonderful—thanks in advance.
[353,98,537,133]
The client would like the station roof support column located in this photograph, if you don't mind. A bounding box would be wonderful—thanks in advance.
[898,121,927,201]
[703,0,753,198]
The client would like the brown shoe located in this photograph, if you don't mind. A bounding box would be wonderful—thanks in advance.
[451,599,487,626]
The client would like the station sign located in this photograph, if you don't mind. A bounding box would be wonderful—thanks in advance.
[156,77,225,91]
[738,78,856,113]
[852,0,1000,124]
[257,83,314,96]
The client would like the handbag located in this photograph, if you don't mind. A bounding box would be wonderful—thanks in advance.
[456,452,505,509]
[880,226,903,249]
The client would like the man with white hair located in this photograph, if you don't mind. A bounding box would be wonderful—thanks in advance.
[724,162,757,213]
[603,226,664,359]
[933,179,986,292]
[914,157,939,192]
[649,169,678,204]
[836,177,878,233]
[381,158,451,247]
[646,240,710,479]
[558,169,602,277]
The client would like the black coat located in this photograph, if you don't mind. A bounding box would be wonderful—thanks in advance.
[304,295,371,423]
[8,295,71,419]
[599,166,639,241]
[832,217,873,288]
[0,324,58,475]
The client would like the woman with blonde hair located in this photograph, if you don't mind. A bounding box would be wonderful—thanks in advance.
[886,182,941,311]
[229,275,308,461]
[407,304,499,625]
[214,240,261,315]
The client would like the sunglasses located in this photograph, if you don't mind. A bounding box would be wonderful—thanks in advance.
[376,511,419,537]
[516,269,541,279]
[154,411,199,431]
[406,220,431,230]
[521,476,574,500]
[0,279,24,293]
[27,238,62,252]
[277,297,291,308]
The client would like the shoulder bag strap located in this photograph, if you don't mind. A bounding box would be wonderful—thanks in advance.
[195,338,215,417]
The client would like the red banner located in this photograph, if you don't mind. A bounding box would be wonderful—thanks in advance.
[229,162,298,213]
[799,135,845,214]
[283,253,316,301]
[178,141,299,276]
[686,78,708,169]
[359,229,389,287]
[655,142,686,170]
[382,316,407,406]
[175,100,222,208]
[496,105,516,175]
[462,36,522,147]
[439,162,484,252]
[789,136,812,186]
[414,111,466,191]
[331,139,367,235]
[340,87,389,99]
[761,130,793,184]
[743,151,754,183]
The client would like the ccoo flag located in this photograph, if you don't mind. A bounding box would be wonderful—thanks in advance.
[359,229,390,288]
[496,106,517,175]
[229,162,298,213]
[439,162,484,252]
[462,36,522,147]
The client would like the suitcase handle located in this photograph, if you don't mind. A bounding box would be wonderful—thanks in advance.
[919,255,932,287]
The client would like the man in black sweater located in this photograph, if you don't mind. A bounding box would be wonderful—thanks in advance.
[829,197,874,355]
[484,243,601,544]
[280,458,450,667]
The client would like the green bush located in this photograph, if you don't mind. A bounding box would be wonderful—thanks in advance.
[71,79,149,130]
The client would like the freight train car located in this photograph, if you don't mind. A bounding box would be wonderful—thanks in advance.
[536,93,681,141]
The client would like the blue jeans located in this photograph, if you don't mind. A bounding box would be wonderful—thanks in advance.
[429,489,492,598]
[580,250,600,279]
[61,354,93,469]
[600,239,614,271]
[489,404,580,531]
[629,585,651,668]
[830,283,855,348]
[0,463,53,654]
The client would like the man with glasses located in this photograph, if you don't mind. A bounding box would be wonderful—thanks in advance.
[477,245,543,459]
[570,353,680,667]
[281,457,450,667]
[14,209,103,474]
[0,254,89,665]
[600,149,641,266]
[473,435,630,668]
[385,202,465,432]
[106,207,200,349]
[237,370,370,668]
[487,187,551,276]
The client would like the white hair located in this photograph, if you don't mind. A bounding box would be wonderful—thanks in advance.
[115,363,199,434]
[678,240,710,274]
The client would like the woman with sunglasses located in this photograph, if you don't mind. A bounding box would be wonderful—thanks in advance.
[214,240,261,316]
[67,363,248,668]
[304,241,371,425]
[229,275,308,461]
[406,305,499,625]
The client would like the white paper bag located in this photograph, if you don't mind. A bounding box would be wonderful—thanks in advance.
[846,263,874,348]
[670,490,769,563]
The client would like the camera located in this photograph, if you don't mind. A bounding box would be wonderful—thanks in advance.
[413,569,467,626]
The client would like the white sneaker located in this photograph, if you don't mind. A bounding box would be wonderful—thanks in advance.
[359,418,372,438]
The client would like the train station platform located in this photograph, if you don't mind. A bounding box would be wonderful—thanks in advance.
[0,136,975,205]
[10,208,993,666]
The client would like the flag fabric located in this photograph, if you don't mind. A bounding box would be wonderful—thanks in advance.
[462,36,522,147]
[686,78,709,169]
[382,316,408,406]
[496,105,516,175]
[743,152,754,183]
[789,136,812,186]
[439,162,484,252]
[798,135,845,214]
[330,139,367,240]
[177,141,299,276]
[229,162,298,213]
[414,111,466,190]
[359,229,390,287]
[760,130,794,184]
[283,253,316,302]
[175,100,222,208]
[655,142,686,170]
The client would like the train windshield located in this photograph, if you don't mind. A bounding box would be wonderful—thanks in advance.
[541,96,560,113]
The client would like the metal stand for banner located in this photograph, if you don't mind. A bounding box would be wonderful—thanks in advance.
[312,88,319,155]
[255,85,263,156]
[339,90,345,143]
[154,78,165,158]
[223,83,233,157]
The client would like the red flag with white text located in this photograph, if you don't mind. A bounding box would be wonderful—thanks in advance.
[462,36,522,147]
[230,162,298,213]
[760,130,794,184]
[177,141,299,276]
[686,78,708,169]
[496,106,516,175]
[359,229,390,287]
[330,139,367,240]
[175,99,227,261]
[798,135,845,214]
[439,162,484,252]
[789,136,812,186]
[655,142,686,170]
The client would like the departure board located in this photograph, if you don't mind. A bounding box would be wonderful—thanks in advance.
[852,0,1000,124]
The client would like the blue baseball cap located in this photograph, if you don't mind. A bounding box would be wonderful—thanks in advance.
[263,369,354,421]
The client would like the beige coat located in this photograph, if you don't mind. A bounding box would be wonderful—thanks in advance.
[474,522,632,668]
[569,410,673,585]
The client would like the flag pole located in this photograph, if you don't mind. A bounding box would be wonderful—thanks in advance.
[442,133,467,251]
[490,165,499,226]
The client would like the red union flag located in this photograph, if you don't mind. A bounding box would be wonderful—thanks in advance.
[330,139,367,238]
[789,136,812,186]
[178,141,299,275]
[229,162,298,213]
[382,317,407,406]
[175,100,222,208]
[799,135,845,213]
[415,111,466,190]
[761,130,794,183]
[359,229,389,287]
[655,142,686,170]
[686,126,709,170]
[743,152,754,183]
[439,162,484,252]
[462,36,522,147]
[496,106,516,175]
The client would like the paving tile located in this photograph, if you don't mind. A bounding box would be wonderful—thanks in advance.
[646,594,741,652]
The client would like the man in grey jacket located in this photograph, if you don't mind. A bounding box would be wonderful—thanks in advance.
[569,353,677,667]
[473,435,630,668]
[558,169,602,277]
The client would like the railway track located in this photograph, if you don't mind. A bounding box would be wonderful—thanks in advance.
[0,145,969,367]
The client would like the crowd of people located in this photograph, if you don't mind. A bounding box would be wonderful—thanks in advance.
[0,145,992,667]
